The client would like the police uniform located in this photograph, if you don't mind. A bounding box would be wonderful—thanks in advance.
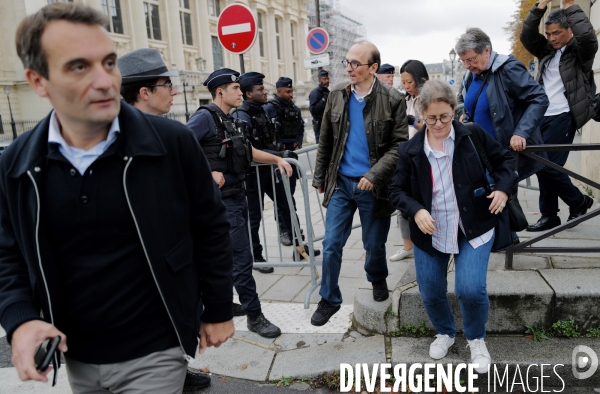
[232,72,295,259]
[187,69,281,338]
[308,70,330,143]
[263,77,304,212]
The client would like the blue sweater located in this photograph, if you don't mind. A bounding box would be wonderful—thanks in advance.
[464,74,497,141]
[339,94,371,177]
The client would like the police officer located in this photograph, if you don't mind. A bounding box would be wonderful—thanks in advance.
[264,77,318,260]
[376,63,395,87]
[308,69,330,143]
[232,72,298,269]
[187,68,292,338]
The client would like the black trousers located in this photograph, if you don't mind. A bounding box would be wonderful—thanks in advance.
[535,112,584,217]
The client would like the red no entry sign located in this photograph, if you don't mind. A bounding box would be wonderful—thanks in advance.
[307,27,329,55]
[217,4,257,55]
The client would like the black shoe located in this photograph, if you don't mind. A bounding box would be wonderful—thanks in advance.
[568,195,594,221]
[232,302,246,317]
[372,279,389,302]
[184,369,211,389]
[292,245,321,261]
[247,313,281,338]
[253,254,274,274]
[526,216,561,232]
[279,231,292,246]
[311,298,341,326]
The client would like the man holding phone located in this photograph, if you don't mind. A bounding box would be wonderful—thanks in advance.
[0,3,234,392]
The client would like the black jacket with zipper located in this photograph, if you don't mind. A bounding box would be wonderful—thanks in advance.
[0,102,234,360]
[388,121,518,256]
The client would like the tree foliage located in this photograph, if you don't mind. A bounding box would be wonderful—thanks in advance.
[505,0,537,66]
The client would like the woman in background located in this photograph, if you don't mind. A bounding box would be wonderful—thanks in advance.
[389,60,429,262]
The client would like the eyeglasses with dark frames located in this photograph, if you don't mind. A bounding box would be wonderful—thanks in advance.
[341,59,374,70]
[151,81,174,91]
[424,114,453,125]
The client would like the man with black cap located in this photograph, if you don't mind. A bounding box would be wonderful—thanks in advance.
[117,48,179,115]
[376,63,395,87]
[187,68,292,338]
[308,70,330,143]
[232,72,297,274]
[263,77,306,250]
[118,47,210,391]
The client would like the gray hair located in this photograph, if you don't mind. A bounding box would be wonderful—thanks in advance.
[455,27,492,56]
[545,9,569,29]
[417,80,458,115]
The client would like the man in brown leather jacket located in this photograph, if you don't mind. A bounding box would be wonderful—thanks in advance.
[311,40,408,326]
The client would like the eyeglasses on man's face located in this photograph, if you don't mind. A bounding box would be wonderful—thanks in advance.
[458,54,479,65]
[342,59,374,70]
[151,81,174,91]
[424,114,453,125]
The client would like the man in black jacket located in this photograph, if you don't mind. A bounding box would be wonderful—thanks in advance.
[308,70,330,144]
[1,4,234,392]
[521,0,598,231]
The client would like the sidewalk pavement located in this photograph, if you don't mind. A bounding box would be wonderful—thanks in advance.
[2,133,600,392]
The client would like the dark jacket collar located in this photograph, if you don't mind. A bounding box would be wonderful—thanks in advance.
[318,84,330,93]
[404,120,472,155]
[272,95,292,107]
[7,101,166,178]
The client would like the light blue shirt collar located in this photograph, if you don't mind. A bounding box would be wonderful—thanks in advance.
[351,77,376,102]
[48,111,120,175]
[424,124,455,158]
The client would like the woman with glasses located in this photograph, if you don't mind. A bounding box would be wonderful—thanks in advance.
[389,80,518,374]
[389,60,429,262]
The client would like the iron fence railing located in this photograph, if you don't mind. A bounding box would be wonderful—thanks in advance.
[506,143,600,269]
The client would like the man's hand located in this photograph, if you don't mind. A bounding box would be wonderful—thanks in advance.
[11,320,67,383]
[212,171,225,188]
[538,0,551,9]
[562,0,575,8]
[414,209,436,235]
[198,320,235,354]
[317,186,324,194]
[277,159,293,178]
[510,135,527,152]
[357,177,374,191]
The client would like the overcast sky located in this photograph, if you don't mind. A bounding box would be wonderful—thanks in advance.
[339,0,518,68]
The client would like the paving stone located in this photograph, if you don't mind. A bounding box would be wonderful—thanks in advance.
[233,329,277,347]
[269,335,386,380]
[274,333,344,351]
[524,238,600,258]
[538,268,600,328]
[261,276,311,302]
[194,338,274,382]
[551,256,600,268]
[253,273,284,298]
[487,253,550,271]
[0,368,72,394]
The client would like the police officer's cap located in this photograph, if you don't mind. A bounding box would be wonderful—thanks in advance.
[318,70,329,77]
[203,68,240,92]
[239,72,265,89]
[377,64,395,75]
[276,77,293,89]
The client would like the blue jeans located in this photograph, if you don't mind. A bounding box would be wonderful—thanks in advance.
[413,230,493,340]
[320,174,391,305]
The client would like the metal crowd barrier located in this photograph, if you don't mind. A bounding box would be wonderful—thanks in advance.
[247,151,321,309]
[505,143,600,269]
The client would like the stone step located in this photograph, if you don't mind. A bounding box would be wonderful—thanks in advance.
[353,268,600,335]
[389,336,600,389]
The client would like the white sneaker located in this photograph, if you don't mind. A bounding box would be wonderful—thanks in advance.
[429,334,455,359]
[467,338,492,373]
[389,248,414,261]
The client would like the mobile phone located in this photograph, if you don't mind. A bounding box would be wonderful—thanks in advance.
[34,336,61,372]
[473,187,486,197]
